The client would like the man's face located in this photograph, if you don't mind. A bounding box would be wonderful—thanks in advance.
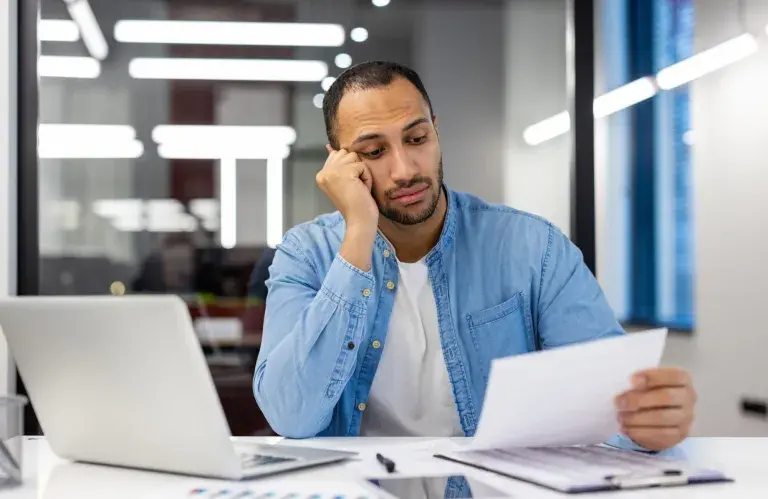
[335,78,443,225]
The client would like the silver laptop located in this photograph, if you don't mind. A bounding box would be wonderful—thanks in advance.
[0,295,355,479]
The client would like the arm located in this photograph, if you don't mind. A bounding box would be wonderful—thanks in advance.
[536,226,648,450]
[253,234,373,438]
[536,226,695,451]
[536,225,624,348]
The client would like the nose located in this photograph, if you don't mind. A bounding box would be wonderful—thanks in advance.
[389,144,418,183]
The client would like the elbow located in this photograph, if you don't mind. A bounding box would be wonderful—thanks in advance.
[253,368,326,439]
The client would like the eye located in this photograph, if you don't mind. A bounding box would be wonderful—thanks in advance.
[361,148,384,159]
[408,135,428,145]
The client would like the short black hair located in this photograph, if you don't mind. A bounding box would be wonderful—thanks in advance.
[322,60,434,150]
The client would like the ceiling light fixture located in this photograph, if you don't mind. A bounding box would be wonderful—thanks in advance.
[129,58,328,82]
[350,27,369,43]
[38,124,143,158]
[267,157,283,249]
[39,19,80,42]
[39,140,144,159]
[335,53,352,69]
[321,76,336,91]
[313,93,325,109]
[152,125,296,146]
[523,112,571,146]
[39,124,137,143]
[39,55,100,78]
[157,144,290,160]
[656,33,758,90]
[372,0,391,7]
[114,20,345,47]
[593,77,658,119]
[64,0,109,60]
[220,158,237,249]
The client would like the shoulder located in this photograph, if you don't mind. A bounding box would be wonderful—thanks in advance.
[451,190,558,242]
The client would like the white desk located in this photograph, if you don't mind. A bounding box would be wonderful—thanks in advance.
[4,437,768,498]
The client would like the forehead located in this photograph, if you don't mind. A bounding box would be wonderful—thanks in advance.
[335,78,431,144]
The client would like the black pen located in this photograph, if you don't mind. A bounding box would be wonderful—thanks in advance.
[376,453,396,473]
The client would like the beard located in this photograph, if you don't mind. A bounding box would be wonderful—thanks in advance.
[377,157,444,225]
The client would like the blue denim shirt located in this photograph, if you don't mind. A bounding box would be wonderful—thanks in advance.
[254,188,640,449]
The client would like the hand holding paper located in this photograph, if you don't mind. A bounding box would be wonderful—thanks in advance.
[615,366,697,451]
[470,329,669,450]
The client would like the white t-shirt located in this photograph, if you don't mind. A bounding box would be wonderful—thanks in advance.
[360,258,464,437]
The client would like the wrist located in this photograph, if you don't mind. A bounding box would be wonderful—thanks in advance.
[340,226,376,272]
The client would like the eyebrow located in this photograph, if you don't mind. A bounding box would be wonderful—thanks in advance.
[351,117,431,145]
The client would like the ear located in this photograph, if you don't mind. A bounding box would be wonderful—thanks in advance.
[326,144,334,154]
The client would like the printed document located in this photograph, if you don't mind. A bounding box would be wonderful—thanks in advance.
[469,329,668,450]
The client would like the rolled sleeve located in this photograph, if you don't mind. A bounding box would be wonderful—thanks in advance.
[319,254,376,314]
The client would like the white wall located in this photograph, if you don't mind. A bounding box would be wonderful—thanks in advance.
[414,5,506,205]
[666,0,768,436]
[0,0,17,396]
[504,0,571,234]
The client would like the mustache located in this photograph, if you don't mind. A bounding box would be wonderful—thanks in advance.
[385,176,433,199]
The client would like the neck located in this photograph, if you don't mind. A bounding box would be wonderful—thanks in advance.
[378,189,448,263]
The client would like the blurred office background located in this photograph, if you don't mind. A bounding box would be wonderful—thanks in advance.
[0,0,767,437]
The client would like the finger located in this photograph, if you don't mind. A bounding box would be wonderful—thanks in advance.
[632,367,692,390]
[616,387,690,412]
[619,407,690,428]
[623,427,685,451]
[359,163,373,191]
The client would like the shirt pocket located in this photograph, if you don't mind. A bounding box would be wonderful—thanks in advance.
[466,292,531,384]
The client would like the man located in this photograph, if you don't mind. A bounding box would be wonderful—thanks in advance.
[253,61,695,451]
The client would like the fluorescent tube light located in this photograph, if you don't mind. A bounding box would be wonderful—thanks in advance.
[220,158,237,249]
[65,0,109,60]
[523,112,571,146]
[656,34,758,90]
[373,0,391,6]
[39,19,80,42]
[114,20,345,47]
[39,124,137,143]
[129,58,328,82]
[152,125,296,146]
[39,55,100,78]
[593,77,657,118]
[39,139,144,159]
[157,144,290,160]
[267,157,283,249]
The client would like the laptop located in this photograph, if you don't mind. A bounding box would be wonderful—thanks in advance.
[0,295,356,479]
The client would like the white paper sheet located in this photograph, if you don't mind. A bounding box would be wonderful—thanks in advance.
[470,329,667,450]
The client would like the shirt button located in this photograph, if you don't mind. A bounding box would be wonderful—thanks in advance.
[347,341,355,350]
[357,402,367,412]
[383,249,391,258]
[372,340,381,349]
[362,288,371,297]
[386,281,395,290]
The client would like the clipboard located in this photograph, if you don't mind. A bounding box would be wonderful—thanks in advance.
[434,445,733,494]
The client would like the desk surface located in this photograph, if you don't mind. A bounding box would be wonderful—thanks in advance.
[5,437,768,498]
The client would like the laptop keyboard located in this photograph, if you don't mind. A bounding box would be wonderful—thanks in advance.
[239,452,296,470]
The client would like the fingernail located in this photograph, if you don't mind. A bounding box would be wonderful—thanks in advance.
[632,374,646,389]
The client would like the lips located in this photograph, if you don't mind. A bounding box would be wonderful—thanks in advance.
[391,184,429,200]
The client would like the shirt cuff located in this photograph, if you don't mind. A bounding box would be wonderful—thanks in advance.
[604,433,656,453]
[319,254,375,314]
